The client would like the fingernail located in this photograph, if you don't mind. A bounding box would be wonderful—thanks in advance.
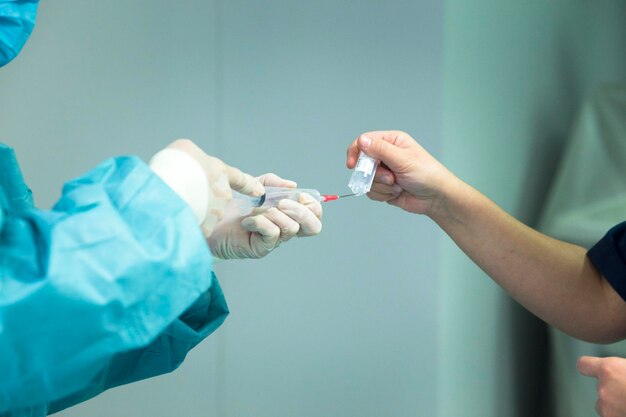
[358,136,371,149]
[392,184,403,194]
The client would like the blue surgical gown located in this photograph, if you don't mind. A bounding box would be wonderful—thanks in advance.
[0,144,229,416]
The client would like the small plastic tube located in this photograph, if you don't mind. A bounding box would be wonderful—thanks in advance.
[348,151,377,195]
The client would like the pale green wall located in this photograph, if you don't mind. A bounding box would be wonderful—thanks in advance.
[2,1,624,416]
[440,2,626,417]
[0,1,444,417]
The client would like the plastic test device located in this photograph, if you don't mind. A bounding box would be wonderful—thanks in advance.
[233,151,378,210]
[348,151,378,195]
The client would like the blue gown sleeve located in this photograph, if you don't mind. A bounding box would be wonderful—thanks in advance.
[47,287,227,414]
[0,156,228,414]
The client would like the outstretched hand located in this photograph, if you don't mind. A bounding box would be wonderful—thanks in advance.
[346,131,455,216]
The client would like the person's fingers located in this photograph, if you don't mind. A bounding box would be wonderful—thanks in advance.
[373,165,396,186]
[201,173,231,239]
[346,138,360,169]
[369,180,402,200]
[200,212,220,239]
[257,173,297,188]
[241,215,281,249]
[298,193,323,219]
[369,183,393,196]
[242,214,280,236]
[387,192,414,210]
[595,399,602,417]
[578,356,603,378]
[211,172,232,201]
[370,182,402,196]
[362,130,414,148]
[277,197,322,236]
[356,134,409,173]
[367,191,394,202]
[225,165,264,196]
[347,131,412,168]
[262,207,301,242]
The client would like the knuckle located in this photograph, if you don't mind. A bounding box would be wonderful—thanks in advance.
[367,192,389,202]
[258,172,276,183]
[376,138,388,153]
[371,183,392,194]
[310,221,322,235]
[305,199,321,213]
[250,244,266,258]
[211,207,225,221]
[600,362,613,377]
[290,207,306,223]
[244,216,260,231]
[267,224,281,240]
[301,220,322,236]
[224,188,233,200]
[312,205,323,219]
[282,223,299,237]
[231,169,244,185]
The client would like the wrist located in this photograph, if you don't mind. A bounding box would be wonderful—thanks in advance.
[427,173,471,225]
[149,148,209,224]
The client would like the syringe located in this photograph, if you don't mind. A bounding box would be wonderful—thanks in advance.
[233,187,355,210]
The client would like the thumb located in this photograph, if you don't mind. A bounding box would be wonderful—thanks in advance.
[225,165,265,196]
[358,135,407,173]
[257,173,297,188]
[578,355,603,378]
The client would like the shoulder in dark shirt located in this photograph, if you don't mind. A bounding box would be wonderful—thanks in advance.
[588,221,626,302]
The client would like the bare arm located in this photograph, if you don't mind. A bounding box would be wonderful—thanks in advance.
[435,176,626,343]
[347,131,626,343]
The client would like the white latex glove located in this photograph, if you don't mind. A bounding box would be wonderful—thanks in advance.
[150,139,264,238]
[208,173,323,259]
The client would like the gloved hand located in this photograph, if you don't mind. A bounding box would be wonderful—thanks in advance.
[151,139,264,238]
[208,173,323,259]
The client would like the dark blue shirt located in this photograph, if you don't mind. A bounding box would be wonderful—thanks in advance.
[588,221,626,301]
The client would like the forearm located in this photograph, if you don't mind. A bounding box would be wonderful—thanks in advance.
[347,131,626,342]
[430,176,626,342]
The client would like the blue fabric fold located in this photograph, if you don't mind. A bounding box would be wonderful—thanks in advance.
[0,145,228,416]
